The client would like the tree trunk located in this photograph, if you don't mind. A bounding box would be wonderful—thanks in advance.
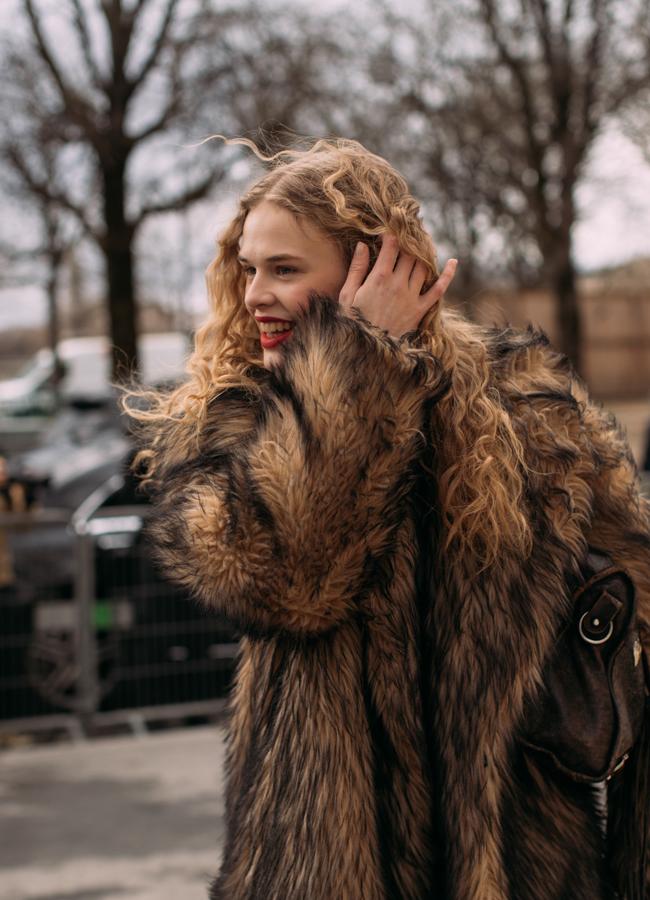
[44,252,67,410]
[45,257,60,363]
[67,247,85,336]
[553,254,582,375]
[102,159,138,383]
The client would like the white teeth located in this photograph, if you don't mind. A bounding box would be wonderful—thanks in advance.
[259,321,293,334]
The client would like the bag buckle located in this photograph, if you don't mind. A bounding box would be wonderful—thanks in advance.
[578,589,621,645]
[579,612,614,645]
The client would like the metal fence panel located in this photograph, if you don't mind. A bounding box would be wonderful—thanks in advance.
[0,504,238,733]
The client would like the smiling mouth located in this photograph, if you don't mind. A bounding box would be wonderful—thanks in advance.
[259,326,293,349]
[255,316,294,350]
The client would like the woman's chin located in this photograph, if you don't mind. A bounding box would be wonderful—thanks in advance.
[263,347,284,370]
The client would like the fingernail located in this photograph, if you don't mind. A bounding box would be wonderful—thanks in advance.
[354,242,365,256]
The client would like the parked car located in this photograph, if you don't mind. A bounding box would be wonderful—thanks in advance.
[6,397,134,591]
[0,340,240,722]
[0,332,190,453]
[0,349,57,417]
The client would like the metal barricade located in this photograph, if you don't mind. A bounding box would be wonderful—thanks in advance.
[0,477,238,739]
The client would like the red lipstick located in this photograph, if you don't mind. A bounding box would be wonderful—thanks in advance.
[255,316,293,323]
[256,315,294,349]
[260,328,293,349]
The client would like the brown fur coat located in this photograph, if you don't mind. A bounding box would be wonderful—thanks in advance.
[146,296,650,900]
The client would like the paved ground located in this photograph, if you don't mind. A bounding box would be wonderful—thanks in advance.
[0,725,227,900]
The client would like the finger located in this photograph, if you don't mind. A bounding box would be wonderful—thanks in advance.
[421,258,458,305]
[394,251,416,282]
[373,233,400,275]
[338,242,370,308]
[409,260,428,295]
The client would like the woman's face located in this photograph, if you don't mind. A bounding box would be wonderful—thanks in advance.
[239,201,348,369]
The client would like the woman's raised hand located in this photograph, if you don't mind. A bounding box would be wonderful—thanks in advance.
[338,234,457,339]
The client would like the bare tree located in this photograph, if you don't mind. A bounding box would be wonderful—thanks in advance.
[373,0,650,368]
[0,0,227,377]
[204,9,348,153]
[0,103,77,379]
[2,0,349,379]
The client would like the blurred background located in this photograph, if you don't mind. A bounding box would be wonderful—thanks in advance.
[0,0,649,895]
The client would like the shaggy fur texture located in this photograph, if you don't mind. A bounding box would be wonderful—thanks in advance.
[147,296,650,899]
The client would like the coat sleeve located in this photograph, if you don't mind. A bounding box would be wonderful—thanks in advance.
[146,295,450,637]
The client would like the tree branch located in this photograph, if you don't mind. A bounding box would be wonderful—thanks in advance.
[478,0,548,218]
[5,142,100,246]
[604,16,650,114]
[129,52,231,144]
[562,0,574,28]
[529,0,555,75]
[133,169,222,228]
[68,0,105,90]
[129,89,183,144]
[579,0,606,135]
[478,0,539,144]
[23,0,94,129]
[128,0,180,95]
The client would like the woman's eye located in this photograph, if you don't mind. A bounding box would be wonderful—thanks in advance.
[242,266,255,278]
[276,266,296,276]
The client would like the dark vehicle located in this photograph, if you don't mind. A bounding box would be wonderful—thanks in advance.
[1,387,238,724]
[6,397,133,591]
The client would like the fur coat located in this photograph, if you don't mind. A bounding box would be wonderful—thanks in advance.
[146,295,650,900]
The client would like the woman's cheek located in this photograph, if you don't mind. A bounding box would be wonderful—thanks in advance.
[293,290,312,315]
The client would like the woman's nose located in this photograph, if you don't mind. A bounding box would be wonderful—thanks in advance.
[245,272,274,308]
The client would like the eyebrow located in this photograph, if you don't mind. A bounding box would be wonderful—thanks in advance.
[237,253,304,263]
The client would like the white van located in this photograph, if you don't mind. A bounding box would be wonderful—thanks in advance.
[0,333,190,417]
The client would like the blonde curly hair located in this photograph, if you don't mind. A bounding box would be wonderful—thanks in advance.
[125,137,531,570]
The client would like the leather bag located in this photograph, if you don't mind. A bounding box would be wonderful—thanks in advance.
[521,548,648,783]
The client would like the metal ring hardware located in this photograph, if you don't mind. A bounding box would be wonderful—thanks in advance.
[578,612,614,645]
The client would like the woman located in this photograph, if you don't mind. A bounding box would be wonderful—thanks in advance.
[126,139,649,900]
